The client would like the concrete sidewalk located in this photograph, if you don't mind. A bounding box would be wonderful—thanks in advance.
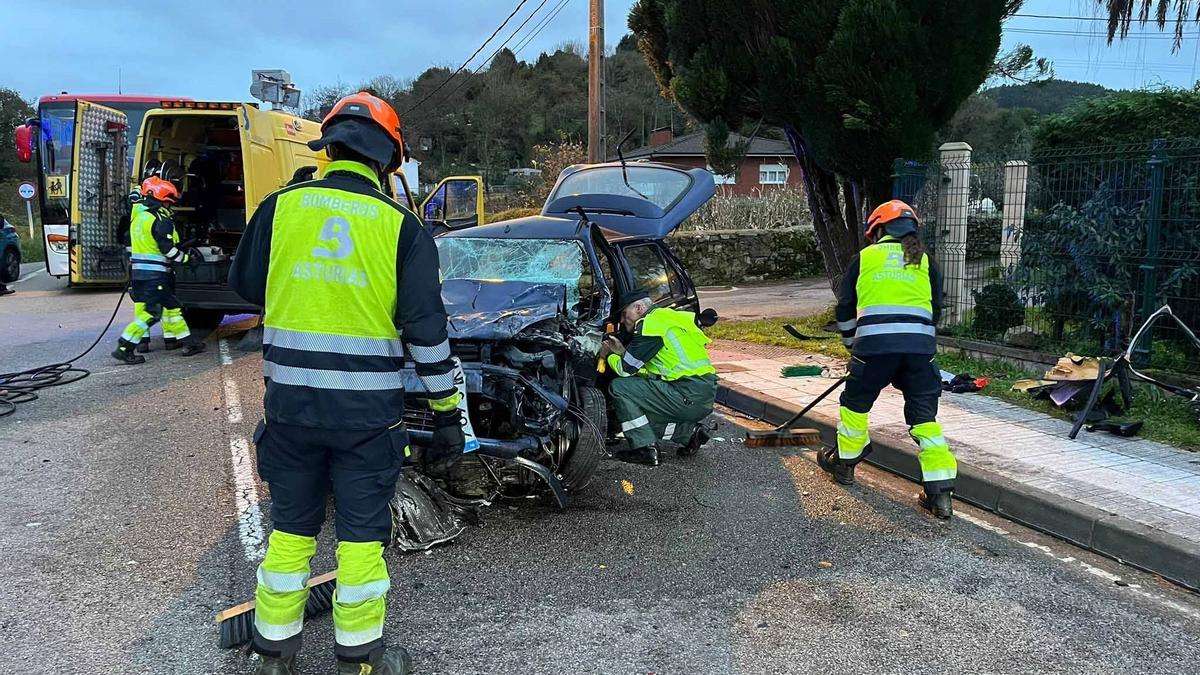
[709,339,1200,590]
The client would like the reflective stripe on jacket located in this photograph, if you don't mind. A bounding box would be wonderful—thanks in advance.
[229,160,456,430]
[835,236,943,356]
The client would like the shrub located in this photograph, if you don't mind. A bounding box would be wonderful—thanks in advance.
[681,188,811,231]
[970,283,1024,338]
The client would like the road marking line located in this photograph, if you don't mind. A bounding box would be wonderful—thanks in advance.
[958,509,1200,620]
[220,338,264,562]
[14,269,43,284]
[223,378,243,424]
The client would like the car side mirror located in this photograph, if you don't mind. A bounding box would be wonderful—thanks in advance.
[697,308,719,328]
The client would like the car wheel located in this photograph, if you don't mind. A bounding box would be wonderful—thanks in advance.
[559,385,607,492]
[182,308,225,330]
[0,246,19,284]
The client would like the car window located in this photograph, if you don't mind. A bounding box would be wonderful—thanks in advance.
[591,231,616,292]
[624,244,673,302]
[552,166,692,210]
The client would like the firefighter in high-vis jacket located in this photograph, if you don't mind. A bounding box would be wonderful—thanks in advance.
[600,292,718,467]
[230,92,465,675]
[111,177,205,364]
[829,200,957,519]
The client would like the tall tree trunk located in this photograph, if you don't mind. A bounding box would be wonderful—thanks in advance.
[785,127,860,293]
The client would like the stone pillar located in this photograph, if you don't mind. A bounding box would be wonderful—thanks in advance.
[935,142,972,325]
[1000,160,1029,274]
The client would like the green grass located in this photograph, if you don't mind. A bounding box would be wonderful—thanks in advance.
[712,309,1200,451]
[19,231,45,263]
[707,307,850,359]
[934,351,1199,451]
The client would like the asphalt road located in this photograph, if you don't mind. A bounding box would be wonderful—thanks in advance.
[698,280,835,321]
[1,282,1199,674]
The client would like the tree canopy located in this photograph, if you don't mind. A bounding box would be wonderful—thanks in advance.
[1099,1,1200,49]
[630,0,1010,287]
[1032,87,1200,150]
[300,39,687,186]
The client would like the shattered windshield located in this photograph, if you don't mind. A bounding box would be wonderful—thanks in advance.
[436,238,598,317]
[551,166,692,210]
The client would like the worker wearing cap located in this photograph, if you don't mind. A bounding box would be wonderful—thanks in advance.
[599,292,718,466]
[111,177,204,364]
[230,92,464,675]
[829,200,957,519]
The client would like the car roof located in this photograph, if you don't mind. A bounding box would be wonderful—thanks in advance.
[438,215,646,244]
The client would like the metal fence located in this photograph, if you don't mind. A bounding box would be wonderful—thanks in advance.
[894,139,1200,376]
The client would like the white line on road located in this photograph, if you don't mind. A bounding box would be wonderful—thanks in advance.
[14,269,43,284]
[220,338,264,562]
[956,510,1200,621]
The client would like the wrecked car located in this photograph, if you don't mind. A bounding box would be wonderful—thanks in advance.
[395,162,717,523]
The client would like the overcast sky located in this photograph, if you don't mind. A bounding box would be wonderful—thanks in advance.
[4,0,1200,104]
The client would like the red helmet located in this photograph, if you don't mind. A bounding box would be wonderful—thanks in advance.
[142,176,180,205]
[865,200,920,241]
[314,92,405,171]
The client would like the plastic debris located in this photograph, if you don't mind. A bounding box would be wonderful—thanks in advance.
[1045,353,1101,382]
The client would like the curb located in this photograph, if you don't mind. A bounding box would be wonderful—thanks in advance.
[717,382,1200,592]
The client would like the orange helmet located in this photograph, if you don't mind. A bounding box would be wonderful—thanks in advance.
[142,176,179,205]
[312,91,405,172]
[865,200,920,241]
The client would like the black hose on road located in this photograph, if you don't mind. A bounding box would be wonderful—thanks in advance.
[0,285,129,418]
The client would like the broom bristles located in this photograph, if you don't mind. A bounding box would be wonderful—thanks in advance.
[744,428,824,448]
[216,572,338,649]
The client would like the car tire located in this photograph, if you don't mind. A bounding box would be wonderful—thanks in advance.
[182,308,225,330]
[559,385,607,493]
[0,246,19,284]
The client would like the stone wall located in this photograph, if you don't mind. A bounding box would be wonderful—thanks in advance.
[667,227,823,286]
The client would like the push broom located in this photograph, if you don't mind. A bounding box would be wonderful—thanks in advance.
[216,571,338,648]
[743,376,847,448]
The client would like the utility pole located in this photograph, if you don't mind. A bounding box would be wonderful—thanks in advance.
[588,0,606,163]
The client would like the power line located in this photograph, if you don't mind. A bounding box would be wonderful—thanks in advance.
[1013,13,1196,23]
[426,0,561,110]
[513,0,574,55]
[402,0,531,115]
[1007,27,1183,40]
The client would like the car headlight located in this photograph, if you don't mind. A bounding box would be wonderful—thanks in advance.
[47,233,68,254]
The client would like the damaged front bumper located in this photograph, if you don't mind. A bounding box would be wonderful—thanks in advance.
[401,362,571,507]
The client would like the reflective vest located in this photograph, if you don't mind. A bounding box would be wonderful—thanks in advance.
[262,160,409,429]
[129,203,178,277]
[853,237,936,355]
[639,308,716,381]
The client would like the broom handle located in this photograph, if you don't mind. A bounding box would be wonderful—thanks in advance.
[773,376,847,431]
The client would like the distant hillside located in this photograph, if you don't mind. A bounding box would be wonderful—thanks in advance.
[982,80,1114,115]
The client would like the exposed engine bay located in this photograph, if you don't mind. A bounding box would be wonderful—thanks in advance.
[394,276,609,550]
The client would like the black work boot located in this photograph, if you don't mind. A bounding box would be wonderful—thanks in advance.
[337,646,412,675]
[136,339,150,353]
[612,444,661,467]
[677,427,710,457]
[254,654,297,675]
[163,337,181,351]
[180,339,207,356]
[832,461,856,486]
[111,339,146,365]
[919,491,954,520]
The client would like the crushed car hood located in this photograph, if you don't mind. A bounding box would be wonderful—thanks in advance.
[442,279,567,340]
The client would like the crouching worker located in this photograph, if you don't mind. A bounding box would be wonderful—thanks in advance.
[829,200,957,519]
[601,292,718,467]
[111,177,205,363]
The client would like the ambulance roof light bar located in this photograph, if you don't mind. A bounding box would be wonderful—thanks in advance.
[159,101,240,110]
